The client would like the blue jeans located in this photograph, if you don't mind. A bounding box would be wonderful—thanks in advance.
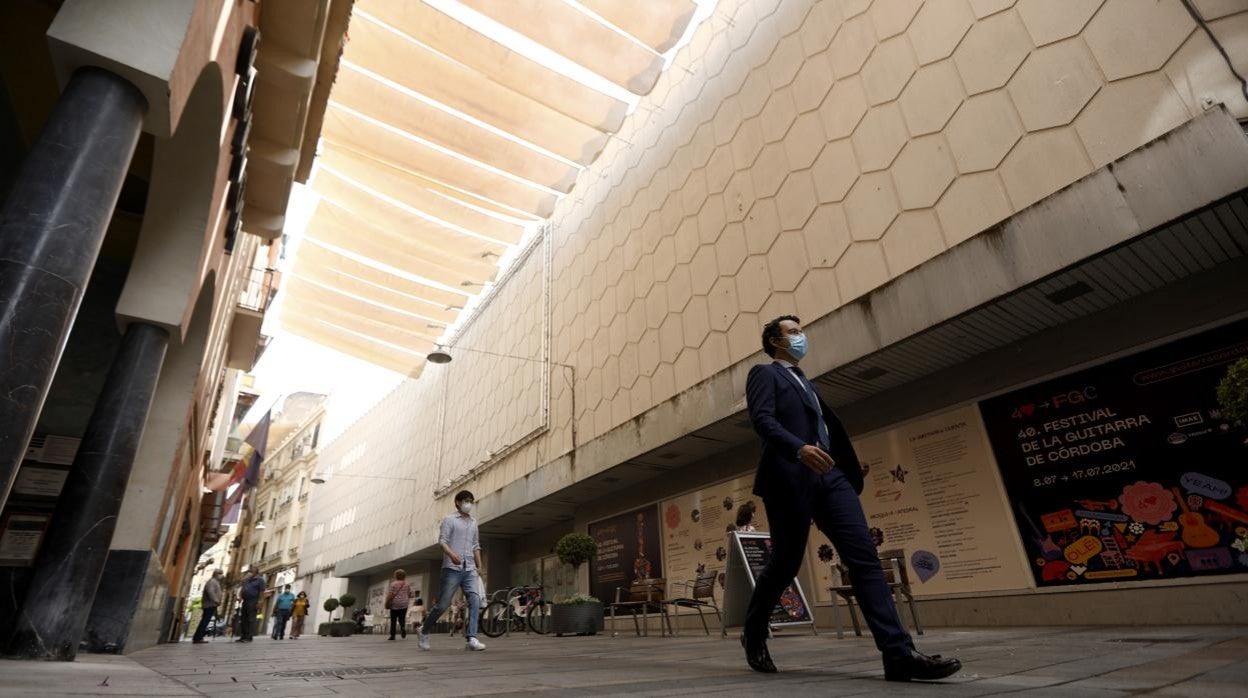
[422,567,481,639]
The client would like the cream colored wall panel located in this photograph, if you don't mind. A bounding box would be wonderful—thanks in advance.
[828,12,877,78]
[799,1,845,56]
[1007,38,1102,131]
[811,139,860,203]
[1191,0,1248,19]
[673,345,704,392]
[869,0,925,39]
[839,0,873,20]
[759,87,799,143]
[785,112,828,170]
[792,53,837,113]
[881,209,948,275]
[945,90,1025,173]
[835,241,890,302]
[899,61,966,136]
[861,35,918,105]
[724,169,757,223]
[766,231,811,292]
[802,203,853,268]
[684,296,712,349]
[739,68,775,119]
[1084,0,1195,81]
[777,169,821,231]
[1016,0,1105,46]
[892,134,958,210]
[768,34,808,89]
[731,117,767,170]
[744,197,783,254]
[935,172,1013,246]
[726,311,761,361]
[909,0,976,66]
[844,172,901,241]
[851,102,908,171]
[969,0,1018,18]
[458,0,665,95]
[358,0,629,132]
[716,223,749,275]
[953,8,1033,94]
[999,127,1093,210]
[1074,73,1193,168]
[736,256,772,312]
[707,277,740,332]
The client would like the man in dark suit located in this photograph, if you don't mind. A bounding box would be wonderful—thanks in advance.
[741,315,961,682]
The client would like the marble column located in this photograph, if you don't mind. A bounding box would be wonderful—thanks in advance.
[0,67,147,511]
[8,322,169,660]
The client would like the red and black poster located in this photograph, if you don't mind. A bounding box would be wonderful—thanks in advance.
[588,505,662,603]
[980,320,1248,587]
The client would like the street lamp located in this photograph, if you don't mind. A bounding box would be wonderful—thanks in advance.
[424,344,576,451]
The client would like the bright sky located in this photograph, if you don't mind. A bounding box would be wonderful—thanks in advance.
[249,0,720,445]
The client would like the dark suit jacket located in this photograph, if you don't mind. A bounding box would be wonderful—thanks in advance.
[746,362,864,498]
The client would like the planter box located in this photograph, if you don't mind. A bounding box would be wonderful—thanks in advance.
[318,621,355,637]
[551,602,604,637]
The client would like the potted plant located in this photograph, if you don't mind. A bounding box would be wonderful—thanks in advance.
[318,597,354,637]
[551,533,603,636]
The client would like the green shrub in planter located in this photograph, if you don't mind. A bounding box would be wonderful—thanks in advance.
[553,534,602,636]
[323,597,340,621]
[317,621,355,637]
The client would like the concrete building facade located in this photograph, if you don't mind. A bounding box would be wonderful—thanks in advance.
[0,0,347,657]
[302,0,1248,629]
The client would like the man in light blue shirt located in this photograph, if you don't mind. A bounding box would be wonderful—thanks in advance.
[419,490,486,652]
[271,585,296,640]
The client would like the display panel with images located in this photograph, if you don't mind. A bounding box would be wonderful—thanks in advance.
[807,405,1032,600]
[980,320,1248,587]
[661,475,766,597]
[588,505,662,602]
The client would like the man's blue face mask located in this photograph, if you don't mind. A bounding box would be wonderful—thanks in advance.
[786,332,808,360]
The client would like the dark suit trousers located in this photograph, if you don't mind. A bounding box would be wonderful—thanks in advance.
[745,468,914,659]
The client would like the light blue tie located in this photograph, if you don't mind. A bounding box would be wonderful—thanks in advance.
[792,366,831,451]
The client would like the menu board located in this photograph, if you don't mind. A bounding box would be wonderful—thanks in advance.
[661,476,766,597]
[588,505,662,603]
[13,465,69,499]
[733,532,813,625]
[980,320,1248,587]
[808,405,1031,599]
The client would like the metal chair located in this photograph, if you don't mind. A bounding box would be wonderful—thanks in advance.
[609,578,673,637]
[668,570,721,636]
[828,549,923,639]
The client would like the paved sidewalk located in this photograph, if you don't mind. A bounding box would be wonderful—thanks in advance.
[1,626,1245,697]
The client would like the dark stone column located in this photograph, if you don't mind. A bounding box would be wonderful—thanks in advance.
[8,322,169,660]
[0,67,147,511]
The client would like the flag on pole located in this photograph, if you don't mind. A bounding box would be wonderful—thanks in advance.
[205,459,246,492]
[222,485,245,525]
[242,409,273,488]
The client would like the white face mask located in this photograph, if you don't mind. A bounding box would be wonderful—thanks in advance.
[459,502,474,514]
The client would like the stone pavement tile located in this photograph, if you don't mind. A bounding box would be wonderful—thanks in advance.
[0,654,197,697]
[1152,681,1248,698]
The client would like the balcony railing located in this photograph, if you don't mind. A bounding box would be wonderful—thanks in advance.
[238,266,278,313]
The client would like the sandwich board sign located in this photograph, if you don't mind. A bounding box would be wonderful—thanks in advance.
[720,531,816,637]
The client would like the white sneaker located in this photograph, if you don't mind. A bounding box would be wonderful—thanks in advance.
[418,631,431,651]
[465,637,486,652]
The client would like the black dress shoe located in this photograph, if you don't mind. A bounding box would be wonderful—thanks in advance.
[883,650,962,682]
[740,632,778,674]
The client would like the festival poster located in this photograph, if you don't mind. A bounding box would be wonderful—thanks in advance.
[588,505,662,603]
[806,405,1031,600]
[734,532,812,625]
[661,476,767,598]
[979,320,1248,587]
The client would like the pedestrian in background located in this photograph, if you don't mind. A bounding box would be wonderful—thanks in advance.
[271,584,296,640]
[237,568,265,642]
[192,569,224,643]
[291,591,309,639]
[386,569,413,640]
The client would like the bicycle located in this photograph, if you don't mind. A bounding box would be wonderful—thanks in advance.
[479,585,550,638]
